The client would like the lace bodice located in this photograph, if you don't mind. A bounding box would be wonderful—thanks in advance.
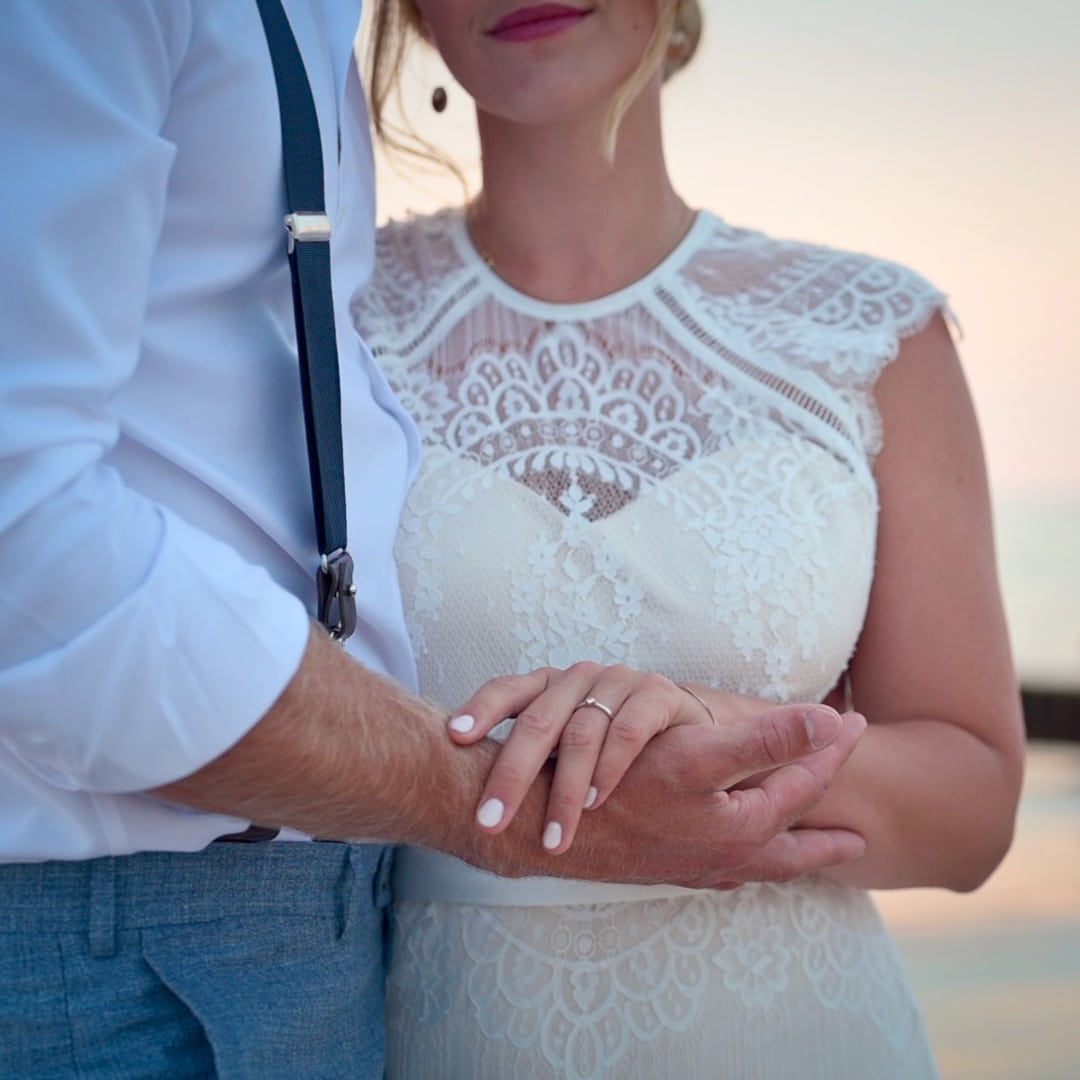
[353,207,946,719]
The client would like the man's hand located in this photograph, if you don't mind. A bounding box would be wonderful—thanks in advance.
[454,705,867,889]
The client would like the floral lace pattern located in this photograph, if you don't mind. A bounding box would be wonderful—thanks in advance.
[511,481,647,671]
[671,233,951,456]
[352,208,945,1078]
[387,884,934,1079]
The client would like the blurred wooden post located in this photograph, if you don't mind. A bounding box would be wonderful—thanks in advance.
[1023,686,1080,741]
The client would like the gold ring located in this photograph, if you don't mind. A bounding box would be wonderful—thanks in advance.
[574,696,615,721]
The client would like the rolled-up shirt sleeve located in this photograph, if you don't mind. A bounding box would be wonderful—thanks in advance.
[0,3,312,793]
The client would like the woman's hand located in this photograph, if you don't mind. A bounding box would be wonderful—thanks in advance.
[447,662,835,854]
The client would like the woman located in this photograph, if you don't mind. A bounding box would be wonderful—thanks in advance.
[353,2,1025,1076]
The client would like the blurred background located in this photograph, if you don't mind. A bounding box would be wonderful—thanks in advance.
[359,1,1080,1074]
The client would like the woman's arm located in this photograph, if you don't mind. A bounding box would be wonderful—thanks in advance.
[792,311,1025,891]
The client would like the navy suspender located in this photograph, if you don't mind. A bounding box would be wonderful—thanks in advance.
[255,0,356,642]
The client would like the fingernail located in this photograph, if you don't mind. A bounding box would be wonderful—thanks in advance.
[805,707,842,749]
[542,821,563,850]
[477,798,504,829]
[448,714,476,734]
[584,785,598,809]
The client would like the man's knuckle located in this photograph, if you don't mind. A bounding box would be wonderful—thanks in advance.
[758,714,798,766]
[713,853,746,881]
[752,806,787,846]
[723,793,770,844]
[766,859,799,884]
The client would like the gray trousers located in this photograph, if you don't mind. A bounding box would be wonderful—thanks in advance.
[0,842,393,1079]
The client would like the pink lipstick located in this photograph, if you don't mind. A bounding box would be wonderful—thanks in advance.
[488,4,592,43]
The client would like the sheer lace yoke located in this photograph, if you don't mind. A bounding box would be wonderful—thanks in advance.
[352,206,948,710]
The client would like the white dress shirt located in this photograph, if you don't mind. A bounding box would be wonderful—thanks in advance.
[0,1,419,861]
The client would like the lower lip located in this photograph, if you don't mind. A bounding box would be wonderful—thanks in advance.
[489,12,590,43]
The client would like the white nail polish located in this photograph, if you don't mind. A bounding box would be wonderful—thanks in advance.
[584,786,598,809]
[542,821,563,850]
[448,714,476,734]
[477,798,504,829]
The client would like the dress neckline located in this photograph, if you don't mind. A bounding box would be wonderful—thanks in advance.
[449,205,715,321]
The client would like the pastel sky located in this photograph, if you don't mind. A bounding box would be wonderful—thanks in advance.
[364,0,1080,502]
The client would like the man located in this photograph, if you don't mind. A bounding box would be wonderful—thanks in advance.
[0,3,864,1076]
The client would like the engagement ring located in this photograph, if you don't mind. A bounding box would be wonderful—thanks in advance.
[574,695,616,721]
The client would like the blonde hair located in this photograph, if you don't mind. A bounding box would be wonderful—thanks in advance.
[365,1,466,184]
[601,0,678,159]
[366,0,701,174]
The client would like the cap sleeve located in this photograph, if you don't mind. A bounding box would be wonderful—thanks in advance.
[678,226,955,461]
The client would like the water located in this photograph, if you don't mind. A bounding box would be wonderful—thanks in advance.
[994,498,1080,689]
[871,500,1080,1075]
[876,743,1080,1078]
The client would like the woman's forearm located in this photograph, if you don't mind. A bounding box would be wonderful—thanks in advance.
[685,675,1023,893]
[794,717,1022,892]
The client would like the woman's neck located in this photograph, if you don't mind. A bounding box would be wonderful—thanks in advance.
[467,82,692,303]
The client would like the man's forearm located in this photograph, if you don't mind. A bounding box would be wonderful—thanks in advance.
[154,625,582,879]
[154,624,500,852]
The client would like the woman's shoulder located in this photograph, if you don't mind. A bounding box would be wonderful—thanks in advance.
[686,212,949,344]
[678,214,955,461]
[373,206,464,272]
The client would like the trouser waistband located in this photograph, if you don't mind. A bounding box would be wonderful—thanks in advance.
[0,842,393,939]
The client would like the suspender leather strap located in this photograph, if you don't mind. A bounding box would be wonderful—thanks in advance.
[254,0,356,642]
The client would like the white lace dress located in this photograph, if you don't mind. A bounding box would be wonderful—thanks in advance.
[352,207,943,1080]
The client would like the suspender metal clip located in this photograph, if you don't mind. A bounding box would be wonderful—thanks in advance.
[284,212,331,254]
[317,548,357,643]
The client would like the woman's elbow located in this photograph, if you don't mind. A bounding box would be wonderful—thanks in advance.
[947,754,1024,893]
[946,818,1016,893]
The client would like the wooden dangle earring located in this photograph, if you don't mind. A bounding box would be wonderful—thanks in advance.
[432,86,448,113]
